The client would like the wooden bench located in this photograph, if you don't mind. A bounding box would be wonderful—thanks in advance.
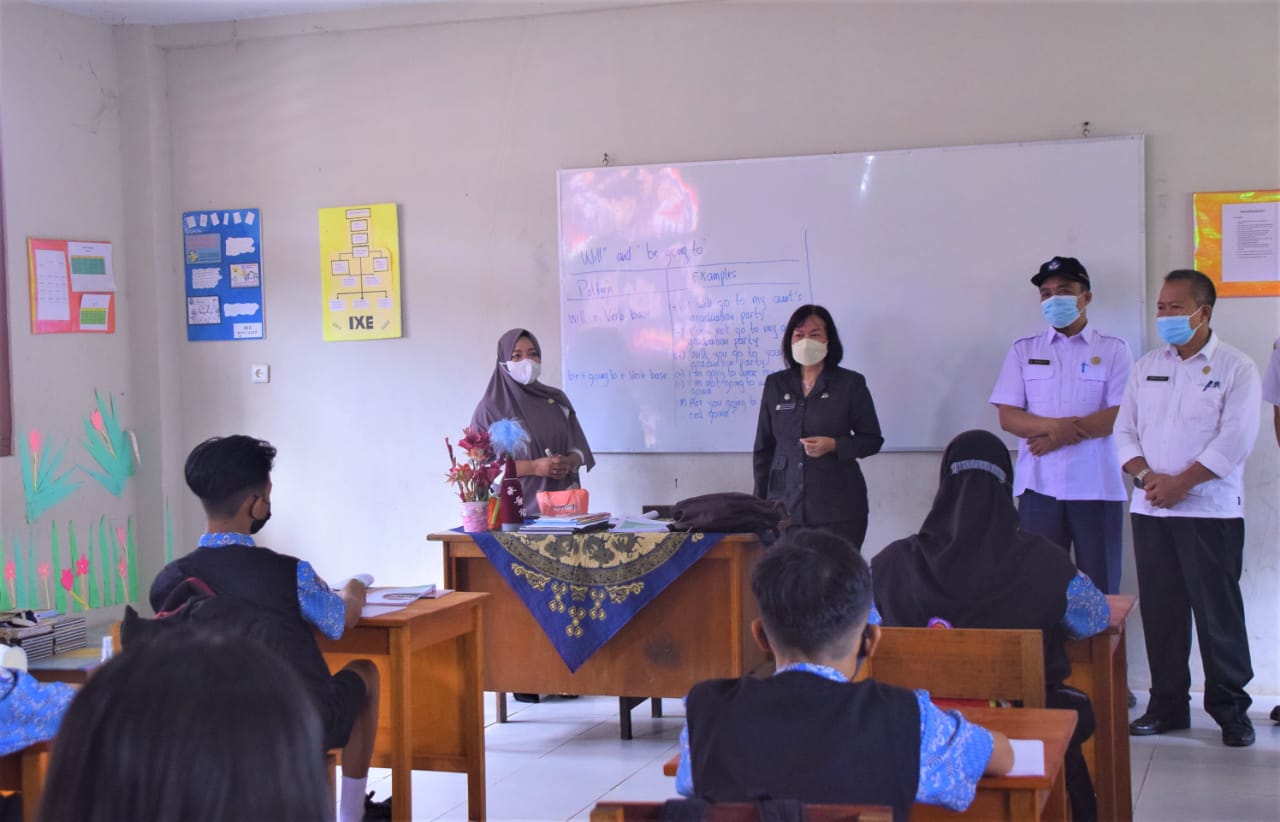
[591,801,892,821]
[860,627,1046,707]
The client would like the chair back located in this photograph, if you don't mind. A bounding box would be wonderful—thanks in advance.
[590,801,892,822]
[862,626,1046,707]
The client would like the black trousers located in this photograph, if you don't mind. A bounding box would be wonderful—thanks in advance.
[1131,514,1253,724]
[812,516,868,552]
[1047,685,1097,822]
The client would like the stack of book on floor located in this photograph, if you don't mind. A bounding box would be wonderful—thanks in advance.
[519,512,612,534]
[50,615,87,654]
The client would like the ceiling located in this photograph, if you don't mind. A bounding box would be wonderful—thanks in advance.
[27,0,425,26]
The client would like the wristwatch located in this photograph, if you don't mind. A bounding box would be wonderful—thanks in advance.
[1134,468,1151,489]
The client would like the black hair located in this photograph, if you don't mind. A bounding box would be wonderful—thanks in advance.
[751,528,871,658]
[184,435,276,518]
[780,305,844,369]
[40,629,331,822]
[1164,269,1217,308]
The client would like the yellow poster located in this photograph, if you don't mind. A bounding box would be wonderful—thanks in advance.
[319,202,403,341]
[1193,190,1280,298]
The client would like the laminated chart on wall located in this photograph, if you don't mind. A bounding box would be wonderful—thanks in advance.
[27,238,117,334]
[182,208,265,341]
[319,203,402,341]
[1193,190,1280,297]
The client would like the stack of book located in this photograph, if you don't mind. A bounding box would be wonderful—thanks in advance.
[0,623,55,661]
[519,512,612,534]
[51,615,88,654]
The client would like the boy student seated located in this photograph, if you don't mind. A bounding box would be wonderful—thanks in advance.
[151,435,382,822]
[676,529,1013,820]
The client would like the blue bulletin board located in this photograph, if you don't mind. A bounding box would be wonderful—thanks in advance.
[183,208,265,341]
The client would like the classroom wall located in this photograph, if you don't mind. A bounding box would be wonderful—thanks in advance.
[7,1,1277,690]
[0,1,145,620]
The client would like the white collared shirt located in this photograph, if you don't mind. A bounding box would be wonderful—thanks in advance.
[1262,337,1280,406]
[1114,332,1262,518]
[990,324,1132,501]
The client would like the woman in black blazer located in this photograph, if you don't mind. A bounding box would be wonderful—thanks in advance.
[752,305,883,550]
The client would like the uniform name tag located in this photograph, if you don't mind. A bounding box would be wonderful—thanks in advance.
[1027,358,1051,366]
[1146,375,1170,382]
[776,402,797,412]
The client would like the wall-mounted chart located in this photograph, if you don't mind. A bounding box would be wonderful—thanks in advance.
[182,208,265,341]
[318,202,402,342]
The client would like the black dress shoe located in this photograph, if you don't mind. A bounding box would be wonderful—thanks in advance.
[1127,689,1137,709]
[1129,712,1190,736]
[1270,705,1280,724]
[513,693,541,703]
[1221,718,1255,747]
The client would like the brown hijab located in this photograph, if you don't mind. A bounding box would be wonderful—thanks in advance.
[470,329,595,511]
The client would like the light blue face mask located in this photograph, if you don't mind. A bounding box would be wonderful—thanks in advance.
[1041,294,1081,329]
[1156,307,1204,346]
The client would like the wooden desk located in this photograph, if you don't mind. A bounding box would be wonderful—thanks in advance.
[0,742,50,822]
[318,592,487,822]
[663,706,1075,821]
[1064,593,1135,822]
[431,532,770,702]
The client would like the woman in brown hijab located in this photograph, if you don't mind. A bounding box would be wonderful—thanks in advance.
[471,328,595,515]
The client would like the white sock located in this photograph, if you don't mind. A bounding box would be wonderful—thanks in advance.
[339,775,368,822]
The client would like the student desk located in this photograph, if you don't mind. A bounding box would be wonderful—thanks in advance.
[318,592,488,822]
[430,532,769,710]
[662,706,1076,822]
[1064,593,1135,822]
[0,742,50,822]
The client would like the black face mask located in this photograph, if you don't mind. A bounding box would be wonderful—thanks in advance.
[249,497,272,535]
[856,627,871,662]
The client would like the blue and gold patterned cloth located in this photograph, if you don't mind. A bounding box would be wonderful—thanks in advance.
[467,529,725,672]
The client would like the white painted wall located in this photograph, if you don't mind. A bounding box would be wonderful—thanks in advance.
[7,1,1278,692]
[0,1,140,620]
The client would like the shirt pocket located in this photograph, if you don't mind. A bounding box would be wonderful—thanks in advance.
[1077,369,1107,412]
[1180,386,1224,433]
[1023,368,1057,412]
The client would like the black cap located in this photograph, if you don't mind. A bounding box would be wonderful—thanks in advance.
[1032,256,1090,288]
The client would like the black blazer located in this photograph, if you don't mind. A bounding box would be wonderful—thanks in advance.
[752,366,883,526]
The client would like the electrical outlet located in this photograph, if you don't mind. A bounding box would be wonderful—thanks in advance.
[251,364,270,383]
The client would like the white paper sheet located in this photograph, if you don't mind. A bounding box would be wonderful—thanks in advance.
[67,241,117,293]
[1007,738,1045,777]
[34,249,71,321]
[78,293,111,331]
[1222,202,1279,282]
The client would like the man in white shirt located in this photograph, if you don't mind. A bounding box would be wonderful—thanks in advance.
[991,256,1132,594]
[1261,338,1280,725]
[1114,269,1262,748]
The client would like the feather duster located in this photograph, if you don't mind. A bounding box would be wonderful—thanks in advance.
[487,418,531,458]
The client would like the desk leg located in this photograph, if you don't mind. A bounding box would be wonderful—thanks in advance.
[464,623,487,820]
[390,628,413,822]
[1089,633,1118,822]
[1045,766,1069,822]
[1111,633,1133,822]
[496,691,507,724]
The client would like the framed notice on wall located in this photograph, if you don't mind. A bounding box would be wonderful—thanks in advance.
[27,238,117,334]
[1193,190,1280,297]
[183,208,265,341]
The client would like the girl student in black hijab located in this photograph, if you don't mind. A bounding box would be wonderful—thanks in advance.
[471,328,595,516]
[871,429,1110,822]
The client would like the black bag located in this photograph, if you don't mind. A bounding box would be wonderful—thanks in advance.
[119,576,275,650]
[667,492,789,535]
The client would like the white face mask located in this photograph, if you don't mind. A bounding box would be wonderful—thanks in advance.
[504,359,541,385]
[791,338,828,367]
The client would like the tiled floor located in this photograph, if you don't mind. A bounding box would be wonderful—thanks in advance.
[356,692,1280,821]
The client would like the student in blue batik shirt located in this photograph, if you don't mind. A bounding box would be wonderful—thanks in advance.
[872,429,1110,822]
[675,528,1013,821]
[149,435,382,822]
[0,664,74,756]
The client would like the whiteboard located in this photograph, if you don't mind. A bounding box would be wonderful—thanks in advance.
[557,136,1146,452]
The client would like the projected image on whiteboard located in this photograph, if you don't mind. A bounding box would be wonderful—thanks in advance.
[560,165,816,452]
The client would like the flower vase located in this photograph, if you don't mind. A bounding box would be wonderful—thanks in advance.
[460,500,489,533]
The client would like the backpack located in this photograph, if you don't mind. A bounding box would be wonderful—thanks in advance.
[119,576,276,650]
